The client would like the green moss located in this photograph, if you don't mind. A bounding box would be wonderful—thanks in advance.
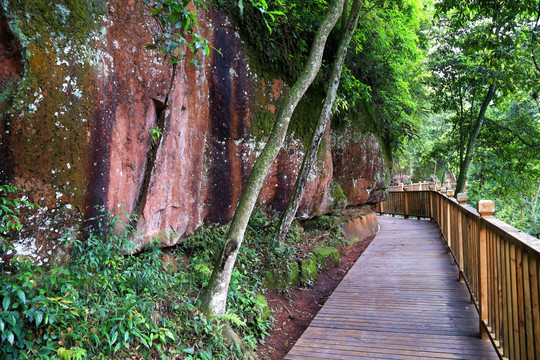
[288,86,325,147]
[12,0,105,43]
[302,215,341,232]
[300,257,317,285]
[250,109,275,141]
[328,180,347,213]
[313,246,339,270]
[263,261,299,289]
[253,294,270,321]
[287,262,299,287]
[2,0,106,207]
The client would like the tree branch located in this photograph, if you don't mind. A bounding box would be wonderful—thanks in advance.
[486,117,540,148]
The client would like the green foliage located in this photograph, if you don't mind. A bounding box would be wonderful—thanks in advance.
[145,0,210,65]
[312,246,339,270]
[333,0,429,157]
[465,99,540,237]
[300,257,317,285]
[0,207,275,359]
[0,185,34,236]
[217,0,329,82]
[149,127,163,144]
[302,215,345,244]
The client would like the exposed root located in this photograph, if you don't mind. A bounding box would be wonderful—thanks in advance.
[221,323,258,360]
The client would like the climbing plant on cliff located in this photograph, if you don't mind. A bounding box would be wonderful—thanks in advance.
[200,0,345,351]
[276,0,364,245]
[145,0,282,65]
[145,0,210,65]
[276,0,428,243]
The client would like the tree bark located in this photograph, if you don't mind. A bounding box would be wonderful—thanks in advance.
[200,0,345,316]
[276,0,364,245]
[455,84,496,194]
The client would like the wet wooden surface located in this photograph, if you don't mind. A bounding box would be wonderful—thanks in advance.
[285,216,499,359]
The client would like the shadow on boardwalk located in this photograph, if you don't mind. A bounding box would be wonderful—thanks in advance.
[285,216,498,359]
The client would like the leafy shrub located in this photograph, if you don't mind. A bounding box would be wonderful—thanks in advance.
[0,207,273,359]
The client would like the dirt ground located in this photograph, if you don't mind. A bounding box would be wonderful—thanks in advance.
[256,235,374,360]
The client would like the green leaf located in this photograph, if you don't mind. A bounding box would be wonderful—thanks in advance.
[7,331,14,345]
[35,311,43,326]
[111,331,118,345]
[2,296,10,311]
[238,0,244,17]
[145,44,157,50]
[17,289,26,304]
[183,348,195,354]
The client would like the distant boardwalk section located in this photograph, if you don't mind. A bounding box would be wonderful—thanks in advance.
[285,216,498,359]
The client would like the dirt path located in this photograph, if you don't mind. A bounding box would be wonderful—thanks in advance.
[256,235,374,360]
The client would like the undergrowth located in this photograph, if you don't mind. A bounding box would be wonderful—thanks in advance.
[0,208,275,359]
[0,201,348,359]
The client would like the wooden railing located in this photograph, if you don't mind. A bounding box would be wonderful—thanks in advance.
[377,184,540,360]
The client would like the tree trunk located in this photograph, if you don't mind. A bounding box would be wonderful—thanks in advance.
[200,0,345,316]
[276,0,364,245]
[455,84,496,194]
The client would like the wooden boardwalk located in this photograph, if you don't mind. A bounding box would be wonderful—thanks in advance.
[285,216,499,359]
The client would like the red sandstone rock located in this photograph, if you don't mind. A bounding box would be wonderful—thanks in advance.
[0,1,388,260]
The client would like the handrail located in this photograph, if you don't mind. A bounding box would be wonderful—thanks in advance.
[376,185,540,360]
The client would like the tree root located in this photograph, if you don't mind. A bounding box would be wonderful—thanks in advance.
[221,323,258,360]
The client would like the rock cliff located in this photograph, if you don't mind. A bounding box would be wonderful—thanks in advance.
[0,0,387,261]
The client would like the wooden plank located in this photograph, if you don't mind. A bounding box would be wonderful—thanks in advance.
[504,239,513,358]
[510,243,521,359]
[522,252,535,359]
[496,231,504,347]
[517,247,527,358]
[285,216,498,360]
[479,222,488,339]
[530,257,540,359]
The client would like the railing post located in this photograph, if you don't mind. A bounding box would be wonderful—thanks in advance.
[403,186,409,219]
[478,200,495,340]
[456,193,467,281]
[429,185,434,219]
[440,187,446,239]
[446,189,454,253]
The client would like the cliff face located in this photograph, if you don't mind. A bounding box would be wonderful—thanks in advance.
[0,1,388,260]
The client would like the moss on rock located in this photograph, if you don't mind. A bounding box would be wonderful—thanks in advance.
[300,257,317,285]
[263,261,299,289]
[288,86,325,147]
[328,179,347,213]
[313,246,339,270]
[254,294,270,321]
[250,109,275,141]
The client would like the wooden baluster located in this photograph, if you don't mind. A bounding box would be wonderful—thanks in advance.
[478,200,495,340]
[457,193,467,281]
[529,257,540,359]
[403,186,409,219]
[446,189,454,253]
[440,187,446,239]
[429,187,434,220]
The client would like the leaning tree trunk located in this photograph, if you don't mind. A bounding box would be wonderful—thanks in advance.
[276,0,364,245]
[455,84,496,194]
[200,0,345,316]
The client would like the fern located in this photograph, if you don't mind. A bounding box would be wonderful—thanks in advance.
[215,312,246,327]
